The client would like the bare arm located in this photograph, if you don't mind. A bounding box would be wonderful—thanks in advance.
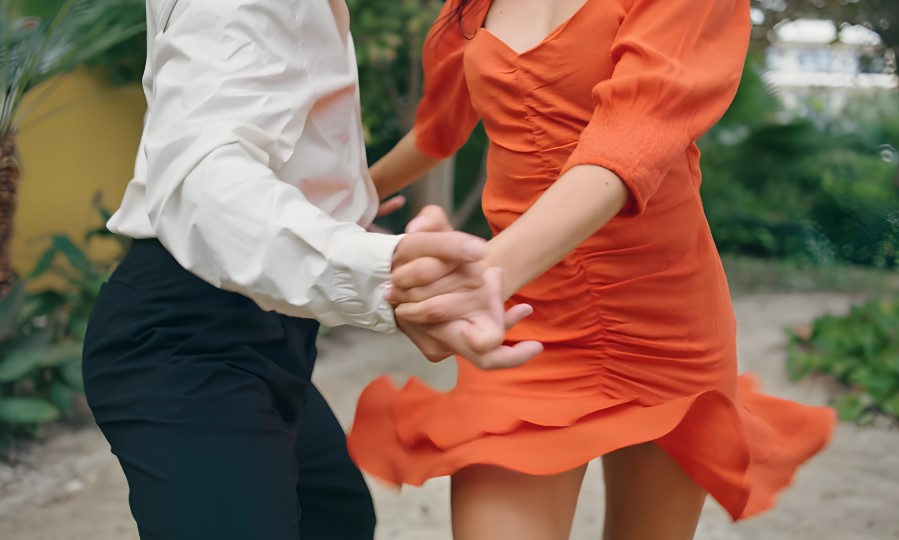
[391,165,627,320]
[370,129,442,200]
[484,165,627,299]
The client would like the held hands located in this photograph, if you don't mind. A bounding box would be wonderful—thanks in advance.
[389,205,543,370]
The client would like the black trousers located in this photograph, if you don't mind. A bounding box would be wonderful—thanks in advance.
[83,239,375,540]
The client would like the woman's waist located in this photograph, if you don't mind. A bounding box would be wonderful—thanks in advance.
[509,229,724,295]
[485,141,572,178]
[502,251,735,350]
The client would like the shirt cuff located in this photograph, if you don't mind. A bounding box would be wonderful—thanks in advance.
[325,231,404,333]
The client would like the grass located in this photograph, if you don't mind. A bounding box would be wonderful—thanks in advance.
[723,256,899,297]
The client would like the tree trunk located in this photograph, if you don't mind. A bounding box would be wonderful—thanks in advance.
[408,158,455,213]
[0,132,19,297]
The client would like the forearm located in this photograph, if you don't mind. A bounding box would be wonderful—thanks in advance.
[485,165,628,299]
[148,144,400,331]
[370,129,443,200]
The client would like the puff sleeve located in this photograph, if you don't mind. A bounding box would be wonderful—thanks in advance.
[413,0,486,158]
[561,0,751,216]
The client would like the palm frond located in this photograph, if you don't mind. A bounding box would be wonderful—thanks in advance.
[0,0,146,135]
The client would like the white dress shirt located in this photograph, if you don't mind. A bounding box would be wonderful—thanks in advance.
[108,0,400,332]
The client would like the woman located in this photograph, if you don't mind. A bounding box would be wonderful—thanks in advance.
[347,0,836,538]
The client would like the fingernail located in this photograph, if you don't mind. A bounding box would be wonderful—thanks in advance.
[463,238,487,258]
[383,283,393,300]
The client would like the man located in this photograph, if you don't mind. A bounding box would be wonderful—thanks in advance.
[81,1,540,539]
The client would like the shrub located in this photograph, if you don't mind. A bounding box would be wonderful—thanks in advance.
[787,297,899,423]
[700,67,899,268]
[0,200,126,449]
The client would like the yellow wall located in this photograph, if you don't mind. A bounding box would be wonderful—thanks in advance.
[13,69,146,274]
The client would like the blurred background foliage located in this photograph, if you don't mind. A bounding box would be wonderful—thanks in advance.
[701,57,899,269]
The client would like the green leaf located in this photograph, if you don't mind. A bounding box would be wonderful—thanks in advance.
[60,361,84,392]
[834,394,866,422]
[0,342,82,382]
[27,244,57,279]
[37,342,82,368]
[12,325,55,351]
[0,281,27,341]
[21,289,67,321]
[84,226,113,243]
[16,0,67,20]
[49,380,73,414]
[0,397,60,424]
[70,318,88,341]
[51,235,94,275]
[882,394,899,418]
[0,348,41,382]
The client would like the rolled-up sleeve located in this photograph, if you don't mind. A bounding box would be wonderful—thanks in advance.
[561,0,751,216]
[142,0,400,331]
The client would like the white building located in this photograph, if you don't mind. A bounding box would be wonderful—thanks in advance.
[763,18,897,117]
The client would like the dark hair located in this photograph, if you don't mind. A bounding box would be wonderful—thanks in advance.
[433,0,481,42]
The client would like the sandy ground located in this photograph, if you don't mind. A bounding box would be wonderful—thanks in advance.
[0,292,897,540]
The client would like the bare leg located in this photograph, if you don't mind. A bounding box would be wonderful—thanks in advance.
[451,464,588,540]
[602,443,707,540]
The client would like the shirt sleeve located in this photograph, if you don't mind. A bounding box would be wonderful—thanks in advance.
[413,0,485,159]
[561,0,751,216]
[141,0,400,332]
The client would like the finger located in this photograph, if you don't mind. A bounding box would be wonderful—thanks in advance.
[386,263,484,304]
[393,232,486,267]
[462,338,544,371]
[396,320,454,363]
[448,266,508,354]
[503,303,534,330]
[394,291,485,325]
[376,195,406,218]
[426,351,454,363]
[406,204,452,233]
[390,257,454,290]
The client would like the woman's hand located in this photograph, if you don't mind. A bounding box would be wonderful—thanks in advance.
[390,205,543,370]
[395,269,542,369]
[366,195,406,234]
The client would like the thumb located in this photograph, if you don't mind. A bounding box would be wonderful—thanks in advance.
[407,204,453,233]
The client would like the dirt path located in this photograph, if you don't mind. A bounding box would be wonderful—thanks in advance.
[1,293,897,540]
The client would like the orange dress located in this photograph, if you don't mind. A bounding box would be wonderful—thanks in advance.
[347,0,835,520]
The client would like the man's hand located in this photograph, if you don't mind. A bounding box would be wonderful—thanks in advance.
[390,206,490,307]
[390,205,542,370]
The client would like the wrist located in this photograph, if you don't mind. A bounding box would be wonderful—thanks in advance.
[369,170,389,202]
[483,246,518,301]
